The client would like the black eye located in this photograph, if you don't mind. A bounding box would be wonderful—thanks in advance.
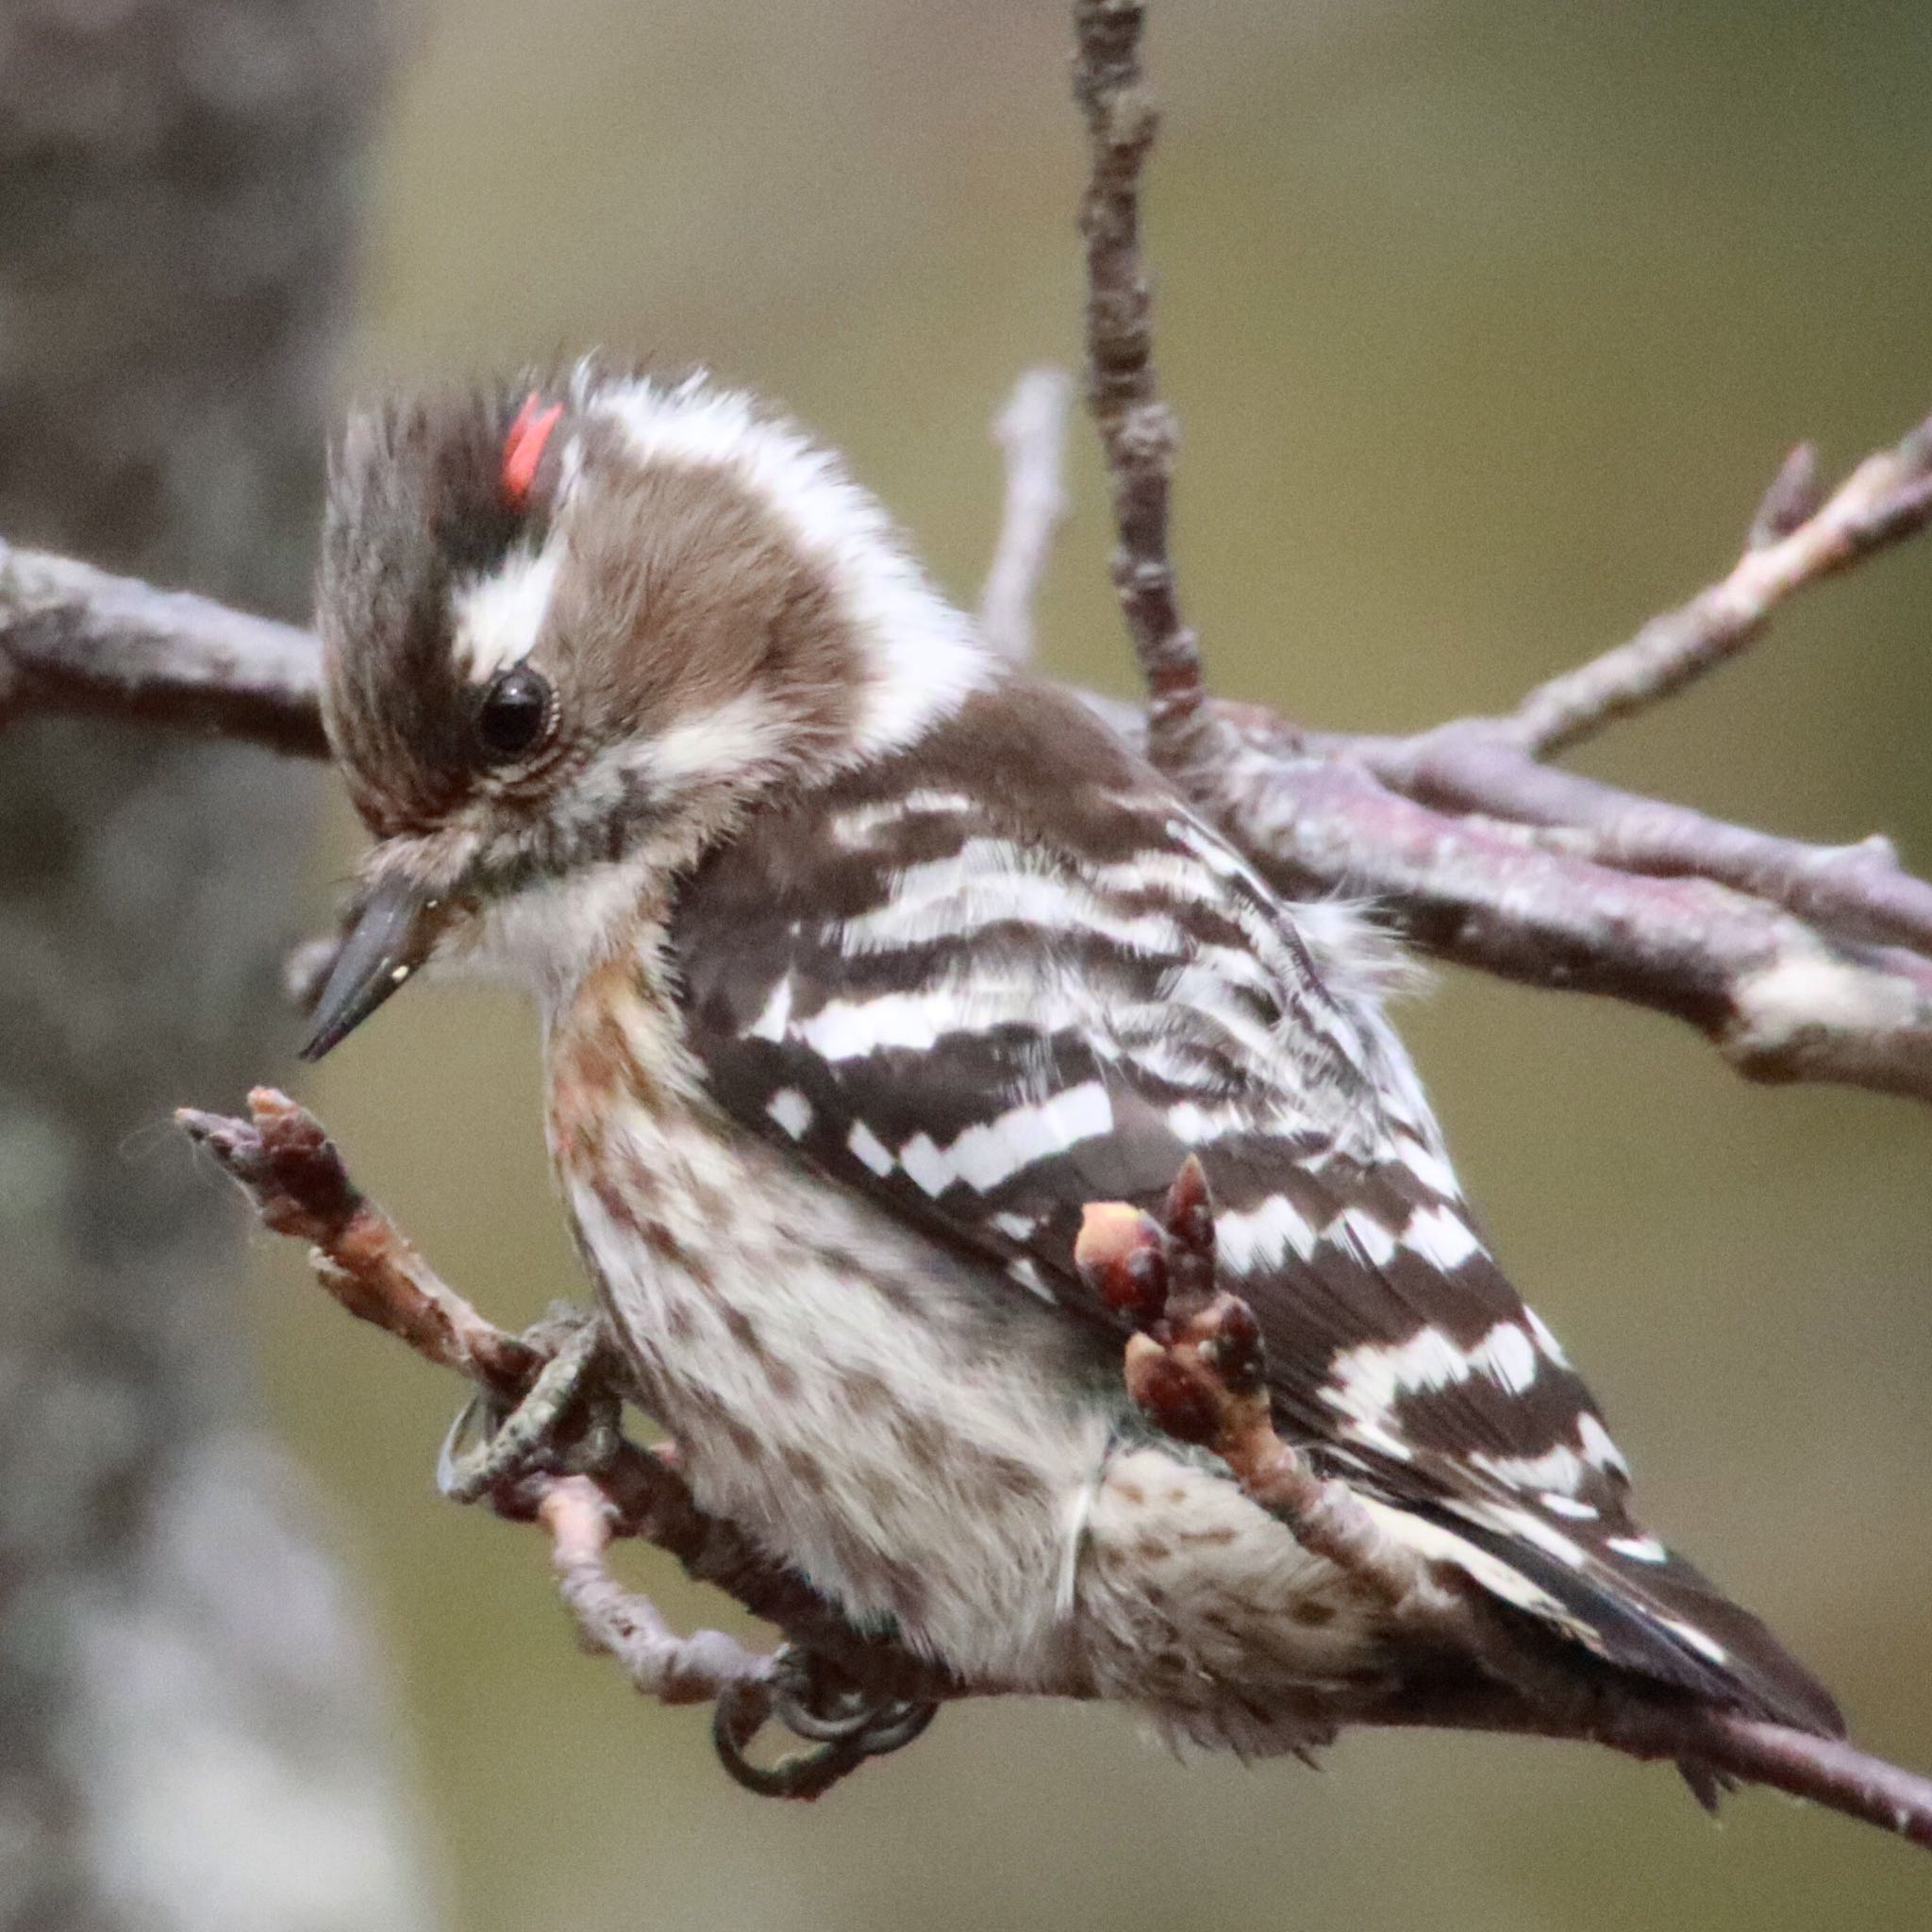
[476,665,552,761]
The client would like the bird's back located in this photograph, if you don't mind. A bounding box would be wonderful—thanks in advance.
[669,668,1841,1738]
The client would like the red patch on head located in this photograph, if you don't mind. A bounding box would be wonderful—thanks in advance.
[501,391,564,509]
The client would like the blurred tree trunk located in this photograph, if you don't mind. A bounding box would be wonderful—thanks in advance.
[0,5,441,1928]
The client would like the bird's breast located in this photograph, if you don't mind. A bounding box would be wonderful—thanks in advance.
[544,962,1118,1688]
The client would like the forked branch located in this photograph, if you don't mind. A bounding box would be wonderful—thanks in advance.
[1066,0,1932,1104]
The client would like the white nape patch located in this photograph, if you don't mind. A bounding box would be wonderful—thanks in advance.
[452,544,560,679]
[1607,1533,1671,1564]
[991,1210,1038,1241]
[1401,1203,1483,1273]
[846,1120,894,1176]
[1214,1193,1320,1273]
[1660,1615,1730,1666]
[592,371,993,758]
[644,688,790,791]
[1324,1317,1545,1445]
[902,1082,1115,1196]
[1577,1412,1633,1481]
[765,1088,813,1139]
[1524,1307,1574,1370]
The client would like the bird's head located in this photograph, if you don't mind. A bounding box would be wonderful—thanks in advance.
[303,364,990,1057]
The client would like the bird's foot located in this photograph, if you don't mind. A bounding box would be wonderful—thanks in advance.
[438,1305,624,1512]
[710,1647,939,1800]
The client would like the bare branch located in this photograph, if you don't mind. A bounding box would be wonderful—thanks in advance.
[1324,727,1932,959]
[176,1088,542,1394]
[175,1090,951,1712]
[11,487,1932,1108]
[539,1477,772,1706]
[180,1088,1932,1840]
[1501,418,1932,758]
[1191,707,1932,1103]
[0,540,326,756]
[980,367,1073,662]
[1073,0,1206,767]
[2,13,1928,1116]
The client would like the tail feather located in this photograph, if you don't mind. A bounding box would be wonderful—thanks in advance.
[1414,1502,1843,1737]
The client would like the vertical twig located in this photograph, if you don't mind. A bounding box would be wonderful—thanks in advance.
[1073,0,1207,768]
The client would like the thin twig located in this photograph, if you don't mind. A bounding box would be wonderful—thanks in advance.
[1075,1165,1460,1626]
[175,1089,947,1706]
[1325,726,1932,959]
[175,1087,541,1392]
[1500,417,1932,757]
[980,367,1073,662]
[1197,706,1932,1102]
[1073,0,1206,766]
[540,1477,773,1706]
[177,1091,1932,1840]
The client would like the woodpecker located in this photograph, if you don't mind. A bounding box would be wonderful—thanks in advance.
[304,363,1840,1763]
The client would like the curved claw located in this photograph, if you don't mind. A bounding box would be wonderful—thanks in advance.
[711,1662,941,1800]
[436,1390,508,1504]
[711,1683,873,1801]
[769,1649,891,1743]
[850,1698,938,1756]
[436,1318,618,1511]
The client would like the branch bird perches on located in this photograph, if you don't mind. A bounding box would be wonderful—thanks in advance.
[177,1088,1932,1841]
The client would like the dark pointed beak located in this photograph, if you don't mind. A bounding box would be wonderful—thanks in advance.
[299,873,442,1060]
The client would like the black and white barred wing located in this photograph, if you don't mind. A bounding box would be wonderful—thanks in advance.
[670,682,1838,1734]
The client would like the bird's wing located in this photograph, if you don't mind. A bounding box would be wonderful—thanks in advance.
[669,677,1839,1734]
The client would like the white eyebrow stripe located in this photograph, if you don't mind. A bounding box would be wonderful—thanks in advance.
[452,544,561,679]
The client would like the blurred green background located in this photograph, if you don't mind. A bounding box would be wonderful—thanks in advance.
[252,3,1932,1926]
